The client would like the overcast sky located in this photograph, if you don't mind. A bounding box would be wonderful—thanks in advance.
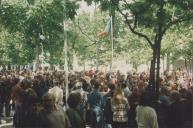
[77,0,95,15]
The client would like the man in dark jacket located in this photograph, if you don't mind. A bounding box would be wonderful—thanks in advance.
[166,91,184,128]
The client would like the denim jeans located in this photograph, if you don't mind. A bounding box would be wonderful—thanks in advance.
[90,106,102,128]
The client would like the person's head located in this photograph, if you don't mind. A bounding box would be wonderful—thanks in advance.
[28,96,42,114]
[42,93,56,112]
[160,86,169,95]
[13,77,20,85]
[93,81,101,90]
[67,92,81,109]
[75,81,82,90]
[121,81,127,89]
[113,88,124,104]
[186,90,192,101]
[170,90,181,103]
[52,79,59,87]
[108,83,115,92]
[179,88,187,98]
[139,91,153,106]
[21,79,32,90]
[132,87,139,95]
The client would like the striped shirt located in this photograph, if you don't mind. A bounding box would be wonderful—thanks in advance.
[111,98,129,122]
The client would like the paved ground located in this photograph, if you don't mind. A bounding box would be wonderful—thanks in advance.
[0,117,13,128]
[0,117,93,128]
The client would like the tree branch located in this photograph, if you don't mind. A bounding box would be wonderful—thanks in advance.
[117,7,154,49]
[133,16,138,30]
[163,15,193,35]
[73,21,98,48]
[84,42,96,48]
[74,19,96,43]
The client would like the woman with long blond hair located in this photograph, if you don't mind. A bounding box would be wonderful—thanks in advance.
[111,88,129,128]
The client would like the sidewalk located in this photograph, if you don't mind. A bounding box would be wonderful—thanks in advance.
[0,117,13,128]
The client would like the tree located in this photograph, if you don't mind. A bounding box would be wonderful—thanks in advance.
[83,0,193,94]
[119,0,193,95]
[85,0,193,95]
[0,0,79,66]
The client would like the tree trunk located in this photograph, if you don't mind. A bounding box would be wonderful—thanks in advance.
[149,39,162,98]
[149,46,156,91]
[185,58,188,71]
[166,53,170,71]
[163,55,165,73]
[156,39,161,98]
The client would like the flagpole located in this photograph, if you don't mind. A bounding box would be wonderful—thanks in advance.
[94,3,99,71]
[110,16,114,72]
[63,2,68,106]
[96,40,99,70]
[64,20,68,106]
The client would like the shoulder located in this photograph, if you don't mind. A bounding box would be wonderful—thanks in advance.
[123,97,128,104]
[142,106,156,115]
[66,108,75,115]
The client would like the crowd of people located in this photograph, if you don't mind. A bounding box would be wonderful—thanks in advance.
[0,67,192,128]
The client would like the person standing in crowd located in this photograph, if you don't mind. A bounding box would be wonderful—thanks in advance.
[111,88,129,128]
[39,93,71,128]
[103,83,116,128]
[66,92,85,128]
[48,79,63,106]
[71,79,89,122]
[165,90,184,128]
[136,91,158,128]
[121,80,132,98]
[32,74,48,98]
[159,86,170,106]
[127,87,139,128]
[182,90,192,128]
[0,75,13,117]
[0,75,6,119]
[23,96,43,128]
[87,80,103,128]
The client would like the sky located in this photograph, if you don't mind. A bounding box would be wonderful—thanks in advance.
[76,0,95,15]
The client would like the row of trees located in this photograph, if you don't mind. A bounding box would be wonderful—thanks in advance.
[0,0,78,66]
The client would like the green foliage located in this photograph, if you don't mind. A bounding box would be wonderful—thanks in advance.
[65,0,79,19]
[0,0,193,70]
[0,4,27,32]
[0,27,29,64]
[27,0,35,5]
[0,0,79,65]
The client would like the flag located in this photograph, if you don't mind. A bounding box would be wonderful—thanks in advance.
[98,17,112,37]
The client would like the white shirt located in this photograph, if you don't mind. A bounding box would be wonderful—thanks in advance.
[136,105,158,128]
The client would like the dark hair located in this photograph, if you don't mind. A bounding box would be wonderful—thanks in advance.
[170,90,180,102]
[139,91,153,106]
[90,79,96,86]
[13,77,20,85]
[186,90,192,101]
[121,81,127,89]
[67,92,81,109]
[93,81,100,89]
[21,79,32,90]
[108,83,115,91]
